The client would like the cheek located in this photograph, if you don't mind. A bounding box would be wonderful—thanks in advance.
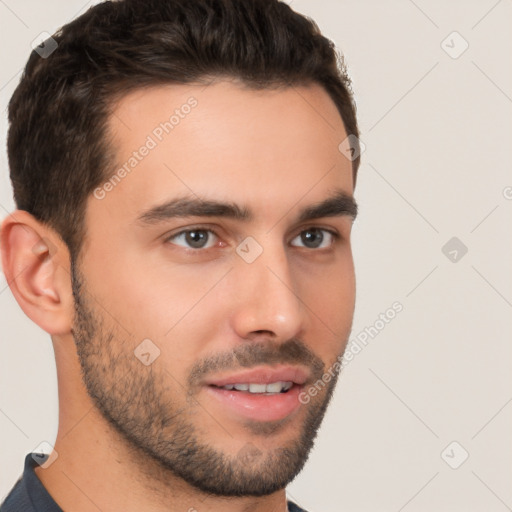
[88,259,224,381]
[86,245,223,344]
[299,254,355,354]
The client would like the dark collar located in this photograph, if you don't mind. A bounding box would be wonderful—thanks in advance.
[0,453,63,512]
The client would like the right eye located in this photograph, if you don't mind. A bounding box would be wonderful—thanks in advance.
[164,228,221,250]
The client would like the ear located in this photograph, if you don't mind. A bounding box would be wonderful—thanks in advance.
[0,210,74,335]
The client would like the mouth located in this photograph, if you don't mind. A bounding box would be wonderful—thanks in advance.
[203,365,310,423]
[210,381,294,395]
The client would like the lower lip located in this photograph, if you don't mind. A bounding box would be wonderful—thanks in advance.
[204,384,303,422]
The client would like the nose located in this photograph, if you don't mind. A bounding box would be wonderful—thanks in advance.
[229,238,305,343]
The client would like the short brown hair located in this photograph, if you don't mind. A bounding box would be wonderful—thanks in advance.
[7,0,360,263]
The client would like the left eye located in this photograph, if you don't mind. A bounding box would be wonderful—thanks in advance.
[165,227,338,250]
[290,228,337,249]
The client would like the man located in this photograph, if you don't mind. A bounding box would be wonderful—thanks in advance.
[0,0,360,510]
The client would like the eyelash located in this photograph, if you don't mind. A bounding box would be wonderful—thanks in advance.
[164,226,341,251]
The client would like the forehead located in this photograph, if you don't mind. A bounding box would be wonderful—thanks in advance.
[91,80,353,228]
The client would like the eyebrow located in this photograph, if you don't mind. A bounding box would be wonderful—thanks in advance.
[135,189,358,226]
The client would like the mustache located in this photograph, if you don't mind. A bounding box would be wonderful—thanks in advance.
[187,338,325,387]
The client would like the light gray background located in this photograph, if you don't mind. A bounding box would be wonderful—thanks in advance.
[1,1,511,511]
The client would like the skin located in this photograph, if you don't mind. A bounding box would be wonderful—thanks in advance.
[0,79,356,512]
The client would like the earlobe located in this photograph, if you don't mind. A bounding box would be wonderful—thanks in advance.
[0,210,74,335]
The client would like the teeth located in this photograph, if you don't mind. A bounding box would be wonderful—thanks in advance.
[265,382,284,393]
[220,381,293,393]
[249,383,267,393]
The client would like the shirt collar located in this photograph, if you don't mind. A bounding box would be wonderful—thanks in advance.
[22,453,63,512]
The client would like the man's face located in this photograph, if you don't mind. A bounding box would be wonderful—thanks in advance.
[71,80,356,496]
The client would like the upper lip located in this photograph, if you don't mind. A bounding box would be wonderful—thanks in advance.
[204,365,310,387]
